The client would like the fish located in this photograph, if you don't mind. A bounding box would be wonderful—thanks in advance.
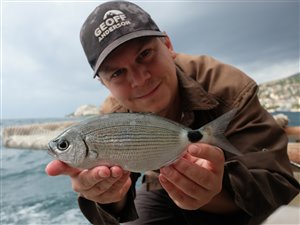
[47,109,241,172]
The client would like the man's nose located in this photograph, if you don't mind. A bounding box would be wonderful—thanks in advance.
[129,65,151,88]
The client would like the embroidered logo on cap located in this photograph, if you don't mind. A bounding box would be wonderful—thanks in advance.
[94,10,131,42]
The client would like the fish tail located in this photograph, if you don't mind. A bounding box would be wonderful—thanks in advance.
[201,108,242,156]
[211,134,242,156]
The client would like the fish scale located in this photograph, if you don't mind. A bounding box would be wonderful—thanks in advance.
[84,125,186,170]
[48,109,241,172]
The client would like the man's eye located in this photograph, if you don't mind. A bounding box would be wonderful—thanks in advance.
[139,49,152,60]
[111,69,125,78]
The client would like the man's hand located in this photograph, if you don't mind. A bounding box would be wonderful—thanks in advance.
[45,160,131,207]
[159,143,225,210]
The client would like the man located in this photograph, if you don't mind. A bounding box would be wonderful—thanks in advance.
[46,1,299,225]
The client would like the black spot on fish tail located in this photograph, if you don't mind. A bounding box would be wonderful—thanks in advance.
[187,130,203,143]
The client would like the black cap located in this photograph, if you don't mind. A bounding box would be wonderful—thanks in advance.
[80,1,166,78]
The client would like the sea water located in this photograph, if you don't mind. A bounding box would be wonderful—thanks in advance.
[1,118,90,225]
[1,112,299,225]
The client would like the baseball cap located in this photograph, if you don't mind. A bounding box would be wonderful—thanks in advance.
[80,1,166,78]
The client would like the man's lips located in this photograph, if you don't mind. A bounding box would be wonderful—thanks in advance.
[135,83,160,99]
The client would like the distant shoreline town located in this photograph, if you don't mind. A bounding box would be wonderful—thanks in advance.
[258,73,300,112]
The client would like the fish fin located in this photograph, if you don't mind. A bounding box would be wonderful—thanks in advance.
[203,108,238,135]
[160,150,188,168]
[211,135,242,156]
[89,150,99,159]
[200,109,242,156]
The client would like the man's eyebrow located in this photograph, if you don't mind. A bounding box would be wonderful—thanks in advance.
[99,37,156,74]
[135,37,155,52]
[99,64,116,74]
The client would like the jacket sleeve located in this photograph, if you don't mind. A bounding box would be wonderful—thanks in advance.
[223,91,300,224]
[176,53,300,224]
[78,172,140,225]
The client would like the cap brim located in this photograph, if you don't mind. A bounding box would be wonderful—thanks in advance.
[93,30,166,78]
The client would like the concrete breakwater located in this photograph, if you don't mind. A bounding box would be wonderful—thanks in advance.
[2,114,298,158]
[2,121,77,150]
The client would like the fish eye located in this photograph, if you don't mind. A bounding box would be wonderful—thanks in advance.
[57,140,69,151]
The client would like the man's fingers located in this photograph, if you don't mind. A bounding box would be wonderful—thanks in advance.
[45,160,80,177]
[87,172,131,203]
[159,174,199,210]
[187,143,225,166]
[111,166,126,178]
[101,175,132,204]
[75,166,111,190]
[171,158,216,191]
[74,166,126,191]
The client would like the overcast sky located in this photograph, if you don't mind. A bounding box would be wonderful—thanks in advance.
[1,0,299,119]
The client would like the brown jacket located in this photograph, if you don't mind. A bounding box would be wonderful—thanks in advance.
[78,54,300,225]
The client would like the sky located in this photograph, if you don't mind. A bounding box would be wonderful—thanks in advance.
[1,0,299,119]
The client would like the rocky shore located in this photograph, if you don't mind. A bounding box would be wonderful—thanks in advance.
[258,73,300,112]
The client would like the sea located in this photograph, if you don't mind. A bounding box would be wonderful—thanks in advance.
[1,111,299,225]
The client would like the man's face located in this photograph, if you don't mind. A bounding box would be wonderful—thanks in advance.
[98,37,178,117]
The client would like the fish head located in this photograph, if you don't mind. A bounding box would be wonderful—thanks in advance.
[47,128,87,168]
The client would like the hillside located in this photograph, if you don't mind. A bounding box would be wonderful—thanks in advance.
[258,73,300,112]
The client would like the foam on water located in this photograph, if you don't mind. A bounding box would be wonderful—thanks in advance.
[1,201,89,225]
[1,139,90,224]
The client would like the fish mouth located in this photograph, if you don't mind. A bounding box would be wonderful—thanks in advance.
[47,141,58,158]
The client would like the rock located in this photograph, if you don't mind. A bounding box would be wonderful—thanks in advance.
[273,113,289,128]
[100,95,124,114]
[73,104,100,117]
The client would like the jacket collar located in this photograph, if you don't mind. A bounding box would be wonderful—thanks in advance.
[176,67,219,112]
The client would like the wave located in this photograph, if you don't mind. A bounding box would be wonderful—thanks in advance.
[0,197,90,225]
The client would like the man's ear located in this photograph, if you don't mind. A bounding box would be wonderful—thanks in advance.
[163,33,176,59]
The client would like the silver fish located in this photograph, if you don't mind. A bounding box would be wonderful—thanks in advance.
[47,109,241,172]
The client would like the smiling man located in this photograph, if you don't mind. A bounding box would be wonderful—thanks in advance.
[98,37,180,120]
[46,1,299,225]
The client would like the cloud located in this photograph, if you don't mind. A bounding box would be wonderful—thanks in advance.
[2,2,109,119]
[2,1,299,118]
[163,2,299,78]
[242,59,299,84]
